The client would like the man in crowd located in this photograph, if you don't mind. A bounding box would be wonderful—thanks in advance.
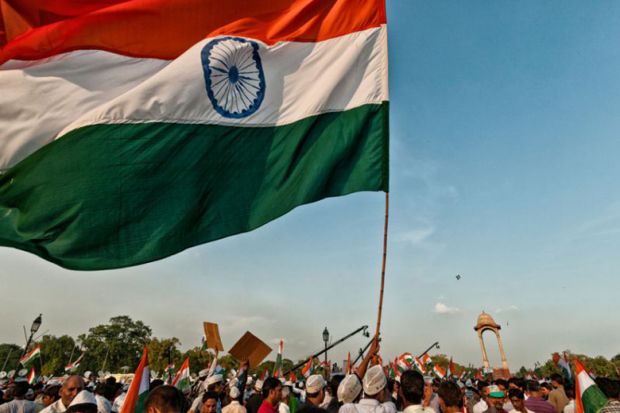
[339,365,396,413]
[524,382,555,413]
[596,378,620,413]
[0,381,36,413]
[144,385,187,413]
[437,382,462,413]
[298,376,326,412]
[257,378,282,413]
[41,376,85,413]
[508,389,533,413]
[201,393,220,413]
[483,385,508,413]
[548,375,569,413]
[222,387,246,413]
[473,382,490,413]
[246,381,263,413]
[397,370,433,413]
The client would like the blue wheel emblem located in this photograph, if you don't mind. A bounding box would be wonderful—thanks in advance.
[201,37,266,119]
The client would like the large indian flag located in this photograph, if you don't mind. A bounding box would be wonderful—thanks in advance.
[575,358,607,413]
[0,0,389,270]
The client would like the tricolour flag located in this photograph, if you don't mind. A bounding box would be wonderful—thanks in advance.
[397,353,412,374]
[413,356,427,374]
[302,357,315,378]
[421,353,432,365]
[20,346,41,367]
[433,364,446,379]
[448,357,456,377]
[273,339,284,378]
[575,358,607,413]
[0,0,389,271]
[259,368,269,381]
[27,367,36,385]
[171,358,190,392]
[553,352,573,382]
[121,347,150,413]
[65,352,85,372]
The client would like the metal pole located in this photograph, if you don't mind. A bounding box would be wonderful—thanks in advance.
[417,342,439,359]
[352,337,376,366]
[1,348,12,371]
[283,325,368,376]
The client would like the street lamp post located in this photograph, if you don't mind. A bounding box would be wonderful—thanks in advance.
[322,327,329,366]
[22,314,42,358]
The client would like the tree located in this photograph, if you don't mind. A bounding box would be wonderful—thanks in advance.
[182,347,214,375]
[39,335,80,376]
[0,344,22,372]
[78,316,152,373]
[147,337,182,377]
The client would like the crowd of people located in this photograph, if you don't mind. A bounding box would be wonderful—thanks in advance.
[1,339,619,413]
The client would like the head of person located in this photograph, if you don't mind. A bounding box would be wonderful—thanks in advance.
[595,378,620,400]
[550,374,564,389]
[66,390,97,413]
[486,385,505,410]
[496,380,508,393]
[150,379,165,391]
[329,375,344,401]
[337,375,362,404]
[438,381,462,412]
[363,365,387,402]
[564,385,575,401]
[201,392,219,413]
[508,389,525,412]
[145,385,187,413]
[229,387,241,403]
[305,375,326,405]
[526,381,541,398]
[262,377,282,406]
[399,370,425,407]
[9,381,29,399]
[478,381,490,399]
[205,375,224,395]
[42,385,61,407]
[540,383,552,398]
[60,376,85,408]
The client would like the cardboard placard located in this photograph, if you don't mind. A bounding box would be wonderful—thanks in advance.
[203,322,224,352]
[228,331,272,368]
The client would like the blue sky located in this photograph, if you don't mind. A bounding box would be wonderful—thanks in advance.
[2,1,620,370]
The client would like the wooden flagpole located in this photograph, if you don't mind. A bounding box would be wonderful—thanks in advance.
[375,191,390,335]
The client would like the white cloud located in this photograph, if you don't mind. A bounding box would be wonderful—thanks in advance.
[434,302,461,314]
[394,226,435,245]
[496,305,519,314]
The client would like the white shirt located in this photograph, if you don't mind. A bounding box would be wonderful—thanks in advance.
[402,404,436,413]
[278,403,290,413]
[223,401,247,413]
[563,401,575,413]
[40,400,68,413]
[95,395,111,413]
[339,398,397,413]
[473,401,488,413]
[0,400,36,413]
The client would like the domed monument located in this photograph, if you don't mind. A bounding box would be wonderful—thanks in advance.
[474,311,510,378]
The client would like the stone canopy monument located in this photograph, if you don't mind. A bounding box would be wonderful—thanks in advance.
[474,311,510,378]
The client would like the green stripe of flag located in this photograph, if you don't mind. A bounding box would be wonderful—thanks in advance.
[0,103,388,270]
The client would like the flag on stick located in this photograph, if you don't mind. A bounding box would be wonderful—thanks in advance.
[421,353,431,365]
[413,356,427,374]
[575,358,607,413]
[433,364,446,379]
[273,340,284,378]
[65,352,85,372]
[20,346,41,367]
[120,346,150,413]
[171,358,190,392]
[27,367,36,385]
[448,357,456,377]
[553,352,573,382]
[302,357,315,378]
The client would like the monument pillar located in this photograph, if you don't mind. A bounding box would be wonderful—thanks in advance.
[474,311,510,378]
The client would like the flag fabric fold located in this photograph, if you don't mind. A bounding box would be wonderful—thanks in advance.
[0,0,389,271]
[575,358,607,413]
[19,346,41,367]
[172,358,190,392]
[120,346,150,413]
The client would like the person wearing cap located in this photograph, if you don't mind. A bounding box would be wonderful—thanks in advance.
[298,375,326,413]
[41,376,85,413]
[398,370,433,413]
[222,387,245,413]
[339,365,396,413]
[473,382,490,413]
[258,378,282,413]
[337,375,363,406]
[0,381,36,413]
[65,390,97,413]
[246,380,264,413]
[523,382,555,413]
[189,375,224,413]
[482,385,507,413]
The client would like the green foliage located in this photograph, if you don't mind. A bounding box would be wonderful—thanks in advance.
[0,343,21,372]
[147,337,182,376]
[39,335,80,376]
[182,347,214,374]
[77,316,152,373]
